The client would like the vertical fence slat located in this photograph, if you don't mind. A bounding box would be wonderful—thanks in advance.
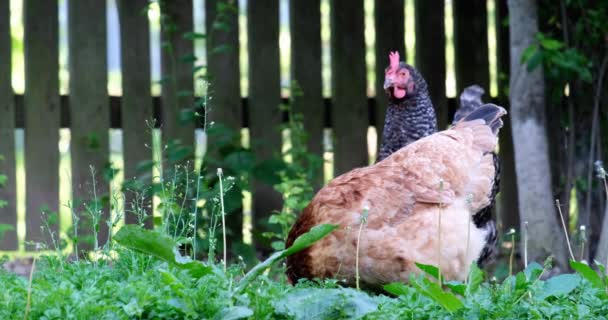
[24,0,60,245]
[118,0,153,227]
[205,0,243,247]
[69,0,109,249]
[496,0,509,100]
[291,0,324,187]
[331,0,369,175]
[247,0,283,251]
[374,0,405,144]
[453,0,490,95]
[415,0,447,128]
[160,0,195,150]
[495,0,519,231]
[0,0,17,250]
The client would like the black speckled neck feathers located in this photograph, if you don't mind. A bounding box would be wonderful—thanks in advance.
[376,68,437,162]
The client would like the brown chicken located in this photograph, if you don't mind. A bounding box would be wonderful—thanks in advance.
[286,104,507,289]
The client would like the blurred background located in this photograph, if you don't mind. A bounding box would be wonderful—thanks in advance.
[0,0,607,275]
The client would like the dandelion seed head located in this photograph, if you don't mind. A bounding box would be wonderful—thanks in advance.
[595,160,606,178]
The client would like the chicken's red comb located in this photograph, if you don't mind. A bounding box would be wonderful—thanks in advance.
[389,51,400,70]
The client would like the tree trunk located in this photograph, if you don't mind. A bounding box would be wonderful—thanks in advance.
[508,0,568,269]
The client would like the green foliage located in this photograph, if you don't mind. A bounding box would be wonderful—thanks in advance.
[3,203,608,319]
[0,224,14,242]
[521,32,592,82]
[0,222,339,319]
[0,155,10,240]
[235,224,338,293]
[264,84,323,250]
[537,273,580,299]
[409,277,464,312]
[113,225,214,279]
[570,260,606,290]
[522,0,607,104]
[273,288,379,320]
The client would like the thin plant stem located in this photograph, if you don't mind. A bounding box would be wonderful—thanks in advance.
[579,225,586,261]
[602,176,608,199]
[170,166,179,239]
[356,206,369,290]
[68,201,79,262]
[514,265,548,304]
[465,194,472,284]
[40,209,60,260]
[583,54,608,230]
[509,230,515,278]
[523,221,529,268]
[193,174,202,260]
[176,164,190,239]
[556,199,575,261]
[602,175,608,280]
[106,177,124,252]
[437,180,444,284]
[89,166,99,253]
[23,256,37,320]
[218,168,227,272]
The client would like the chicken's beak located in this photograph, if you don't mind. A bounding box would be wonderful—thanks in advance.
[383,78,393,90]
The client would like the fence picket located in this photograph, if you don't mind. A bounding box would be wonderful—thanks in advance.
[291,0,324,187]
[374,0,405,148]
[0,0,17,250]
[117,0,153,227]
[247,0,283,251]
[160,0,195,150]
[331,0,369,175]
[495,0,519,231]
[205,0,244,248]
[69,0,110,250]
[23,0,60,246]
[415,0,448,128]
[453,0,490,94]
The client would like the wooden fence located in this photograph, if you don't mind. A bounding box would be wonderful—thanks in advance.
[0,0,511,251]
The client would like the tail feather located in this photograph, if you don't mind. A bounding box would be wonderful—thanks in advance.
[453,85,485,124]
[460,103,506,135]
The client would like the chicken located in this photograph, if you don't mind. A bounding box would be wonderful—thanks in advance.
[379,61,499,267]
[286,104,507,289]
[376,51,437,162]
[453,85,499,267]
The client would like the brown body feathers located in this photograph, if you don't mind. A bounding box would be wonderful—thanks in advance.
[286,105,507,289]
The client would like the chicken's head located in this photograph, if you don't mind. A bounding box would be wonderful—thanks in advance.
[383,51,417,100]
